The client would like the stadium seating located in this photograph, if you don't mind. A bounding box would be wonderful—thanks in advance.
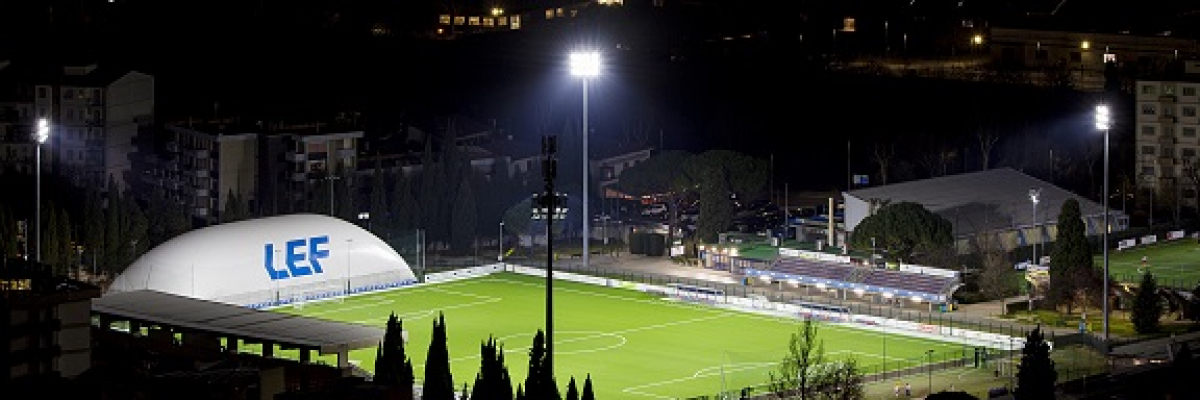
[771,257,858,282]
[859,268,956,295]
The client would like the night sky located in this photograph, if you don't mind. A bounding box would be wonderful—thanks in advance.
[0,0,1177,192]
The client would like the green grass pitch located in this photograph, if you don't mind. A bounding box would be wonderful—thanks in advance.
[1098,239,1200,288]
[277,273,964,398]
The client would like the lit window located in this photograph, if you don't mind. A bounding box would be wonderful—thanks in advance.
[1164,85,1176,95]
[556,8,564,17]
[482,17,494,27]
[454,16,466,25]
[468,16,480,25]
[439,14,451,24]
[545,9,554,19]
[1081,41,1090,50]
[843,17,856,32]
[1104,53,1116,63]
[510,15,520,29]
[498,16,507,25]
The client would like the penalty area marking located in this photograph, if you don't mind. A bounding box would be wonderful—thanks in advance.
[622,350,857,399]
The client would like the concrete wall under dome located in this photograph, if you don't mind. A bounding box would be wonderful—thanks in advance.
[108,214,417,307]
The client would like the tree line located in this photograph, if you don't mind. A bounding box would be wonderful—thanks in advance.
[374,312,594,399]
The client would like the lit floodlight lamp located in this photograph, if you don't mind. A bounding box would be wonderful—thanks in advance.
[853,288,865,295]
[1029,188,1040,204]
[1095,105,1110,130]
[911,296,923,303]
[569,51,601,78]
[788,279,799,287]
[759,275,771,282]
[972,34,983,45]
[491,7,504,16]
[882,292,894,298]
[36,118,49,144]
[1081,40,1091,50]
[815,283,827,290]
[729,248,739,257]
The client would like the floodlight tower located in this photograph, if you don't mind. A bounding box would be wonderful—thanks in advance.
[569,51,600,271]
[35,118,49,263]
[1095,104,1111,344]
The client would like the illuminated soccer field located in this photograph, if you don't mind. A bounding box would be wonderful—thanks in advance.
[1098,239,1200,288]
[278,272,963,398]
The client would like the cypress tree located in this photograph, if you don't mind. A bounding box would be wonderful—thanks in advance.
[565,377,579,400]
[56,207,73,275]
[451,176,477,255]
[523,330,560,400]
[423,312,454,399]
[471,335,513,400]
[1015,326,1057,400]
[1048,198,1091,313]
[1132,272,1163,334]
[581,375,594,400]
[375,313,414,398]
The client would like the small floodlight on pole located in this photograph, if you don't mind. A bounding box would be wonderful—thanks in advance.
[1028,188,1041,311]
[36,118,49,263]
[1095,104,1111,344]
[570,51,600,272]
[358,211,370,231]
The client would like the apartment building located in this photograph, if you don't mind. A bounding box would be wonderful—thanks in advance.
[1135,61,1200,209]
[164,121,363,223]
[0,61,154,191]
[989,28,1199,91]
[165,125,259,222]
[1,262,102,383]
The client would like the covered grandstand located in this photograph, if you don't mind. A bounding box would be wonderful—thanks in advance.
[844,168,1128,252]
[743,255,962,308]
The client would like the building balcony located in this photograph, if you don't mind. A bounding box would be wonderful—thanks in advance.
[195,188,210,198]
[1160,115,1177,124]
[195,149,210,159]
[1159,95,1177,103]
[292,172,307,182]
[287,152,307,162]
[195,170,209,179]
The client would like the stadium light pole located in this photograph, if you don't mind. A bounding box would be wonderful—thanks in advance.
[1096,104,1111,344]
[35,118,49,263]
[498,221,505,263]
[570,51,600,271]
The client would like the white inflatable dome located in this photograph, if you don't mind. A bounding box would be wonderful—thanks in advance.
[109,214,416,306]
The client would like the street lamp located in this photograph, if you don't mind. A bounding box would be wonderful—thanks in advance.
[1096,104,1111,343]
[570,51,600,271]
[1028,188,1041,265]
[498,221,505,263]
[35,118,49,263]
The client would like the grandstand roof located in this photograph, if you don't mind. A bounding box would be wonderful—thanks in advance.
[93,290,384,354]
[845,168,1123,237]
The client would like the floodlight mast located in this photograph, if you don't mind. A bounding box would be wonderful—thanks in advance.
[569,51,600,273]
